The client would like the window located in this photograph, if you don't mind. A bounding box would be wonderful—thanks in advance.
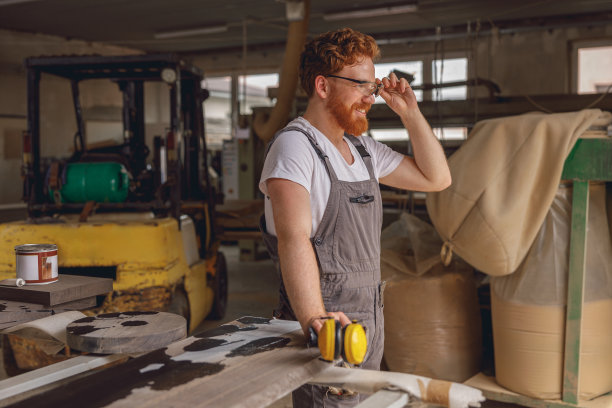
[370,128,408,141]
[202,73,279,149]
[432,58,467,101]
[433,127,467,140]
[370,126,467,142]
[577,45,612,94]
[238,73,279,114]
[370,57,468,142]
[202,76,232,149]
[375,61,423,102]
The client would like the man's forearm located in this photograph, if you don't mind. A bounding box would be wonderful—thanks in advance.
[278,235,325,334]
[268,178,326,335]
[401,109,450,186]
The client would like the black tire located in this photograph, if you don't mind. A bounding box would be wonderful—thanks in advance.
[208,250,228,320]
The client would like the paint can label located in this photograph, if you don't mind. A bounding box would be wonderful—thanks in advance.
[15,244,59,285]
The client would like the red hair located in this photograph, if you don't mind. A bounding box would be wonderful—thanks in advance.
[299,28,380,97]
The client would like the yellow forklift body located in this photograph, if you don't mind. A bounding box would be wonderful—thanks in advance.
[0,216,214,331]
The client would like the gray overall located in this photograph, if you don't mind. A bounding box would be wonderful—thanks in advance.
[260,125,385,407]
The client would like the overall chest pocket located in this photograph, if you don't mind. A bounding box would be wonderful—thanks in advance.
[332,191,381,266]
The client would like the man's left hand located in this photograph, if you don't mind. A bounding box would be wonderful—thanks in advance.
[378,72,419,116]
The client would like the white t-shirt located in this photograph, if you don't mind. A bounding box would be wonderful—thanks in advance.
[259,117,404,237]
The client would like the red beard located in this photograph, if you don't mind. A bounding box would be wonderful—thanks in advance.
[328,92,370,136]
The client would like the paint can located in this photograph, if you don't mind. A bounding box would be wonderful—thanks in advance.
[15,244,58,285]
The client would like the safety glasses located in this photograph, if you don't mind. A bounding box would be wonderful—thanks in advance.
[326,74,382,97]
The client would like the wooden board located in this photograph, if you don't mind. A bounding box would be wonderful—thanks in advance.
[216,199,264,219]
[11,317,329,408]
[0,299,52,328]
[66,311,187,354]
[51,296,96,311]
[0,274,112,306]
[216,199,264,240]
[0,354,127,406]
[0,297,96,330]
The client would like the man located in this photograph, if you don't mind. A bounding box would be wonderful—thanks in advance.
[259,28,451,407]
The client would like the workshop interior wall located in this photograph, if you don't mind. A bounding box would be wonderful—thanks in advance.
[1,23,611,204]
[470,24,612,97]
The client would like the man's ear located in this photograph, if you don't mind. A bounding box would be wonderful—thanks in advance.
[313,75,329,99]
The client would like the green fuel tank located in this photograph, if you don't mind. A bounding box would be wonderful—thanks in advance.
[49,162,129,203]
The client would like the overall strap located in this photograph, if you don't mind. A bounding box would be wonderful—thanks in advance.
[266,125,339,181]
[345,134,376,181]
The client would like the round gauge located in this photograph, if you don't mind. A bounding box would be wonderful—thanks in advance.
[161,68,177,83]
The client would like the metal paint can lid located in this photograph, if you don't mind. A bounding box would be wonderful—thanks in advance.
[15,244,58,254]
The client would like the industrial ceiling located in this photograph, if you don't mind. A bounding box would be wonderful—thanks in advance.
[0,0,611,57]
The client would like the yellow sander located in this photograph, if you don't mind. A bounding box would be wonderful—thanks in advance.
[308,318,368,365]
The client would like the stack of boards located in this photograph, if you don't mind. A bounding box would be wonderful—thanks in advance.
[0,275,113,329]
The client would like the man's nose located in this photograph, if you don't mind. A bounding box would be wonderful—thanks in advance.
[363,93,375,104]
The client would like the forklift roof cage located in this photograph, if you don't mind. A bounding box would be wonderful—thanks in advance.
[23,53,213,222]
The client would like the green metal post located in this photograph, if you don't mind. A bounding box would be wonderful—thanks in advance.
[562,180,589,404]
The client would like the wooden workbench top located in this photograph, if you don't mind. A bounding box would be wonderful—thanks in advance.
[0,274,113,306]
[8,317,327,408]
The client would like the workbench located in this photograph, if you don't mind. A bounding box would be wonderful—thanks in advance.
[0,316,484,408]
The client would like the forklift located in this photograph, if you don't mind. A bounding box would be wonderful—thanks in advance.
[0,54,227,333]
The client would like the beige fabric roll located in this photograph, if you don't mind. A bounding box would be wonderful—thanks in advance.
[426,109,603,276]
[492,293,612,400]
